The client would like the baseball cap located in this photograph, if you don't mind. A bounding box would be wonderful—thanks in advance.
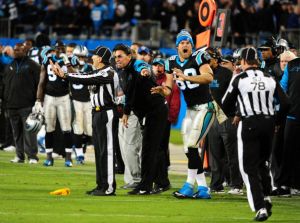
[152,58,165,66]
[90,46,112,63]
[138,46,151,55]
[241,47,258,61]
[258,39,275,50]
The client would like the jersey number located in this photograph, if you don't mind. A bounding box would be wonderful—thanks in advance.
[176,68,199,90]
[72,84,84,90]
[251,82,265,90]
[47,65,57,81]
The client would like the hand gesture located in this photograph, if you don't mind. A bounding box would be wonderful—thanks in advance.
[173,68,185,81]
[50,60,65,78]
[141,68,150,77]
[150,86,164,95]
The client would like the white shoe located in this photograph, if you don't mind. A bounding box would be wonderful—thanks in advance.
[29,159,39,164]
[228,188,244,195]
[291,188,300,196]
[10,157,24,163]
[4,145,16,152]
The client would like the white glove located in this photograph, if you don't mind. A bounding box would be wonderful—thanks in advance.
[32,101,44,114]
[59,53,70,66]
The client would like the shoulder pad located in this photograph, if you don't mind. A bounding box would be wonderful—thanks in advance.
[192,48,204,57]
[168,55,177,61]
[194,50,211,65]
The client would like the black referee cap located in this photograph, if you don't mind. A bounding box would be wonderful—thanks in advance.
[241,47,258,61]
[90,46,112,63]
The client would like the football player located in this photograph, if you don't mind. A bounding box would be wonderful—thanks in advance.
[35,43,73,167]
[165,30,215,199]
[69,45,93,164]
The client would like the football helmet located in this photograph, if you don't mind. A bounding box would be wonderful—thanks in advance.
[73,45,89,57]
[25,112,45,133]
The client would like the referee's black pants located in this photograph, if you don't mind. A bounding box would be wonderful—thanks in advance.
[237,116,274,212]
[92,108,118,193]
[137,103,168,191]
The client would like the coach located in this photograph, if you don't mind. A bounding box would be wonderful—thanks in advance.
[2,43,40,163]
[113,44,168,195]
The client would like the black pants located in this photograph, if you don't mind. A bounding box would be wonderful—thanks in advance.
[8,107,38,161]
[278,118,300,189]
[92,109,118,193]
[208,117,243,190]
[0,110,15,147]
[270,119,285,188]
[154,120,171,187]
[238,116,274,212]
[137,104,168,191]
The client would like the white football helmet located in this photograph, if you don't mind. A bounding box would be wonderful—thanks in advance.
[25,112,45,133]
[73,45,89,57]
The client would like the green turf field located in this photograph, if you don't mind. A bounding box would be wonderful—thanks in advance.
[0,151,299,223]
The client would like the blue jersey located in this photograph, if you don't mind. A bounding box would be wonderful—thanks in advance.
[165,49,212,107]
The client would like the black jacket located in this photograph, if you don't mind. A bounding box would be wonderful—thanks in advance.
[3,56,40,109]
[121,59,166,119]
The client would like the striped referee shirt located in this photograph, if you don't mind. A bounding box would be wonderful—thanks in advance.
[67,66,118,109]
[222,68,278,117]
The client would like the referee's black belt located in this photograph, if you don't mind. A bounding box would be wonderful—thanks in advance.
[241,114,273,120]
[92,106,113,112]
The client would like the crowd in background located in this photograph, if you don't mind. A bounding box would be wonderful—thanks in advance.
[1,0,300,46]
[0,1,300,219]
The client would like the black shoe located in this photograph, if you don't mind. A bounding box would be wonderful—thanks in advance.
[86,187,101,195]
[89,189,115,196]
[254,208,268,222]
[128,189,152,195]
[270,187,291,197]
[152,184,171,194]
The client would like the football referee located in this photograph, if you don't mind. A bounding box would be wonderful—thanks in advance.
[222,47,289,222]
[51,46,119,196]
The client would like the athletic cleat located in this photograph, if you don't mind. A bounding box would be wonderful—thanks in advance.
[76,155,85,164]
[254,208,268,222]
[173,182,194,199]
[43,159,54,166]
[193,186,211,199]
[65,160,73,167]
